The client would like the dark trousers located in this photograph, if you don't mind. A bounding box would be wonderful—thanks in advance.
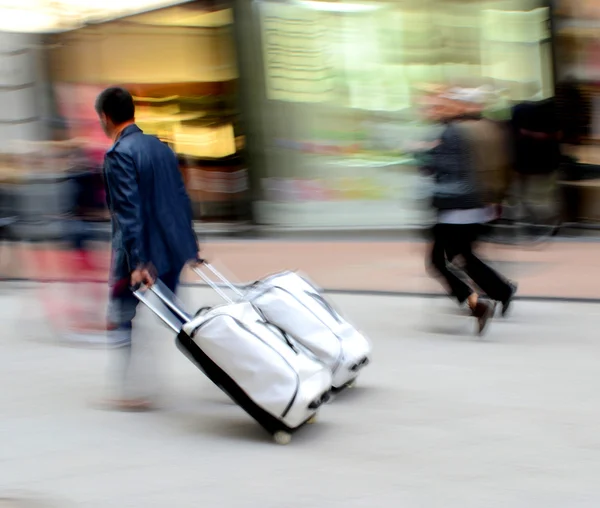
[430,223,512,305]
[108,270,181,347]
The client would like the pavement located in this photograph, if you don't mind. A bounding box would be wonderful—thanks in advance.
[3,237,600,300]
[2,285,600,507]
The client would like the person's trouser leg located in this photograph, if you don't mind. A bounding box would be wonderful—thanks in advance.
[429,223,473,305]
[106,270,181,401]
[460,224,513,303]
[106,288,138,399]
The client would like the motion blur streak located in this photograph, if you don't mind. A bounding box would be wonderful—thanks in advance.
[2,1,600,506]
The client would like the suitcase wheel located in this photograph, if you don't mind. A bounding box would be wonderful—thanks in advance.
[331,379,356,394]
[273,431,292,445]
[307,415,318,425]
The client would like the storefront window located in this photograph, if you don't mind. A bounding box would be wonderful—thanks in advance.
[247,0,554,228]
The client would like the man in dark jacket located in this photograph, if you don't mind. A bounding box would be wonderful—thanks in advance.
[424,88,516,335]
[96,87,199,410]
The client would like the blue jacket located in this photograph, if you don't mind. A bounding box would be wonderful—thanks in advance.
[103,124,198,282]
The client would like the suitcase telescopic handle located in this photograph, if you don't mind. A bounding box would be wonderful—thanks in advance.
[132,279,191,333]
[193,259,244,303]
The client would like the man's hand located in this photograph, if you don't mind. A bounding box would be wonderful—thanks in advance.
[131,266,155,289]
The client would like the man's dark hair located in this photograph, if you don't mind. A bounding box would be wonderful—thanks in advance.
[95,87,135,125]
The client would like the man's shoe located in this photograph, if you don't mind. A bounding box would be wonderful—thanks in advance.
[471,300,496,335]
[501,282,518,317]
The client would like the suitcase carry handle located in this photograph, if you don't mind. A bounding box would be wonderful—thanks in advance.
[132,279,192,333]
[262,321,299,354]
[193,258,244,303]
[252,304,301,355]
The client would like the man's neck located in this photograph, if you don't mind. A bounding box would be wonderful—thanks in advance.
[112,121,135,143]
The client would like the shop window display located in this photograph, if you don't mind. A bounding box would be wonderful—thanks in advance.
[554,0,600,222]
[249,0,554,228]
[45,1,249,222]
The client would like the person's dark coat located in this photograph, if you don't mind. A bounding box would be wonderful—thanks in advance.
[426,122,483,211]
[103,124,198,283]
[511,99,561,175]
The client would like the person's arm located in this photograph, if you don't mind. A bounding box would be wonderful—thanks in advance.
[105,150,147,275]
[421,126,453,176]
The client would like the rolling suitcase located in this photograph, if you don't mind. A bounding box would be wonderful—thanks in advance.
[193,262,371,392]
[133,279,332,445]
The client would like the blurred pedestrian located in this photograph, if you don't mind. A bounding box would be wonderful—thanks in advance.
[510,97,562,219]
[422,86,517,335]
[95,87,199,410]
[63,144,108,344]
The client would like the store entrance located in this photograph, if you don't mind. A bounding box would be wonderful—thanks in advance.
[45,0,251,224]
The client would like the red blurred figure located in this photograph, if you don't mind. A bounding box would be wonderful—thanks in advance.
[62,149,109,344]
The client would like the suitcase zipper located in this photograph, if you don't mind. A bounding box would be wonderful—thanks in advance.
[248,285,346,373]
[262,321,300,354]
[305,291,344,325]
[251,305,301,354]
[192,314,300,419]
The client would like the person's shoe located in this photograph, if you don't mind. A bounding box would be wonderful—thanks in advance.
[105,328,132,349]
[501,282,518,317]
[471,300,496,335]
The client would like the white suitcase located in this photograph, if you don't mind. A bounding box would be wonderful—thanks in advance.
[194,262,371,391]
[134,279,332,445]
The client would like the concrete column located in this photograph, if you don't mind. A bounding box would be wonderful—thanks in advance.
[0,32,47,154]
